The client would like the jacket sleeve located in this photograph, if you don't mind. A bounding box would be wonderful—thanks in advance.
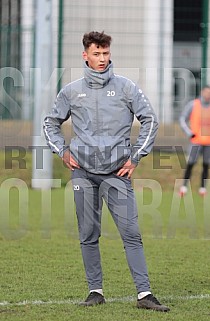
[124,81,159,164]
[179,100,194,138]
[43,87,71,158]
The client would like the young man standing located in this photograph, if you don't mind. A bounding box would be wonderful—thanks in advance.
[179,86,210,196]
[43,31,169,312]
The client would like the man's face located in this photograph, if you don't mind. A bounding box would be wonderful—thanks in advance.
[202,88,210,103]
[82,43,111,71]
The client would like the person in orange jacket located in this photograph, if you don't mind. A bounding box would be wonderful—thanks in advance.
[179,85,210,196]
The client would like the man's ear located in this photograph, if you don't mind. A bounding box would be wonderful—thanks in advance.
[82,51,87,61]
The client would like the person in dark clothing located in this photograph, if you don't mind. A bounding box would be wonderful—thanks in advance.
[179,86,210,196]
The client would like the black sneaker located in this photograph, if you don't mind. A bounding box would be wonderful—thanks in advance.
[137,294,170,312]
[79,292,106,306]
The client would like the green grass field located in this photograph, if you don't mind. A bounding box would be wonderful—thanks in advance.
[0,151,210,320]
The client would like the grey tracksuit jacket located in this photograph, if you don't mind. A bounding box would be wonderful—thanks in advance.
[43,61,158,174]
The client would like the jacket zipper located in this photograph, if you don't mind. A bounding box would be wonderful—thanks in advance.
[95,91,99,170]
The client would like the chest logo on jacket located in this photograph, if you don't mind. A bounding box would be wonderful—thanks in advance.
[77,93,87,98]
[107,90,115,97]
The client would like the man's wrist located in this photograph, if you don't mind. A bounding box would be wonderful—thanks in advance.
[59,146,70,158]
[130,157,140,166]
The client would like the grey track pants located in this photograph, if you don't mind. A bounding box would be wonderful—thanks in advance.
[71,168,150,294]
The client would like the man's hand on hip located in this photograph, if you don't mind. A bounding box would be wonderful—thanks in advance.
[116,159,137,179]
[62,150,80,170]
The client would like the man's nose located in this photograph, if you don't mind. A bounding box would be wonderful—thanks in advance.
[100,54,105,61]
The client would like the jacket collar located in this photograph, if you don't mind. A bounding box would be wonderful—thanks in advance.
[84,61,113,88]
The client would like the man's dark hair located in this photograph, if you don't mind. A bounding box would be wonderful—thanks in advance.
[82,31,112,50]
[202,85,210,90]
